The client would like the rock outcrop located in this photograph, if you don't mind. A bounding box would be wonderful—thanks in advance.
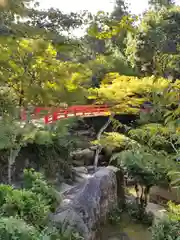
[71,148,95,166]
[50,166,124,240]
[72,166,89,183]
[71,147,109,167]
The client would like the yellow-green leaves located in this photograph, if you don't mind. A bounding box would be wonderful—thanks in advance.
[92,132,140,151]
[88,15,136,40]
[0,38,91,108]
[89,74,170,114]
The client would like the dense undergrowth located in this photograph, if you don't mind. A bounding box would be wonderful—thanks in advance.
[0,169,83,239]
[108,201,180,240]
[0,118,81,183]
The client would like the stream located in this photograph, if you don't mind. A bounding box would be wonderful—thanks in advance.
[99,213,151,240]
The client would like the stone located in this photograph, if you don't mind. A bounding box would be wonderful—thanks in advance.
[72,167,88,174]
[74,173,93,184]
[72,160,85,167]
[146,202,167,220]
[87,165,95,171]
[59,183,74,194]
[125,194,136,205]
[125,194,167,221]
[72,166,90,183]
[71,148,95,166]
[50,166,124,240]
[107,166,125,205]
[71,149,94,160]
[89,145,98,151]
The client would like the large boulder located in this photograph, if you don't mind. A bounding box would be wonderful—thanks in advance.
[50,166,124,240]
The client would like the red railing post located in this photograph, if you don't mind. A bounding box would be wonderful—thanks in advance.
[52,111,58,122]
[44,115,50,124]
[20,108,26,121]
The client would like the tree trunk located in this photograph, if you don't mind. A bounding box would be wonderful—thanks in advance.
[144,185,151,207]
[140,185,145,207]
[19,90,24,107]
[8,152,12,185]
[8,148,21,185]
[94,114,114,170]
[135,183,141,204]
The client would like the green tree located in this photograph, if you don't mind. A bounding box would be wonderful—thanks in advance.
[0,0,41,37]
[72,12,136,88]
[148,0,175,10]
[0,0,84,45]
[28,8,83,33]
[0,37,91,183]
[0,38,91,108]
[111,0,128,21]
[126,6,180,79]
[90,74,180,207]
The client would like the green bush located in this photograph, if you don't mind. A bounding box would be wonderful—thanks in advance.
[126,202,154,226]
[0,184,13,205]
[151,218,180,240]
[39,226,84,240]
[0,169,61,229]
[0,216,39,240]
[0,217,84,240]
[152,202,180,240]
[23,168,60,211]
[0,169,80,238]
[168,201,180,221]
[1,188,50,228]
[108,206,122,225]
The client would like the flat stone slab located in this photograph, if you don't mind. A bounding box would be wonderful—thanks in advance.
[146,202,167,219]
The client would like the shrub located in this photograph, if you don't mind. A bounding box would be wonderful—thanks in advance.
[126,202,154,226]
[39,226,84,240]
[108,206,122,225]
[0,169,61,229]
[151,218,180,240]
[1,188,50,228]
[151,202,180,240]
[0,216,39,240]
[0,169,69,237]
[0,217,84,240]
[23,168,60,211]
[168,201,180,221]
[0,184,13,205]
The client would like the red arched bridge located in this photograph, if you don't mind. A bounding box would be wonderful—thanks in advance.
[21,105,111,124]
[21,104,152,124]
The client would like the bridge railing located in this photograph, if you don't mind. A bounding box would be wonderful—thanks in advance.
[20,105,110,124]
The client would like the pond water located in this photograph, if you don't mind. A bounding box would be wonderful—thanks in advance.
[99,213,152,240]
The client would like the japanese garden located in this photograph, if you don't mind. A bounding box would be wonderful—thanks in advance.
[0,0,179,239]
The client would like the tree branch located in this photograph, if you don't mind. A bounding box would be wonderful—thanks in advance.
[93,114,114,171]
[170,140,178,154]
